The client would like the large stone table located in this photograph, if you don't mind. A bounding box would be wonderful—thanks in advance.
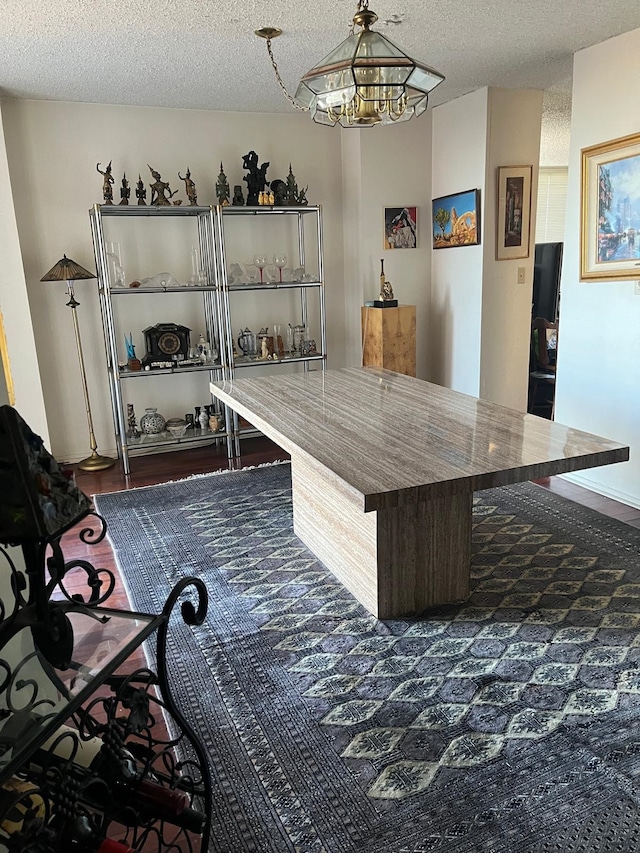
[210,367,629,619]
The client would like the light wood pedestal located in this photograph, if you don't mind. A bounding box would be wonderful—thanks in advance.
[210,368,629,620]
[361,305,416,377]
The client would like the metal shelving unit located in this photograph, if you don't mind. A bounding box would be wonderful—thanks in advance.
[213,204,327,454]
[89,204,232,475]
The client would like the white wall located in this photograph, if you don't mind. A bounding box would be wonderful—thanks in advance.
[430,87,543,409]
[1,100,345,462]
[0,105,49,442]
[555,28,640,507]
[431,89,487,395]
[340,119,433,378]
[481,88,542,410]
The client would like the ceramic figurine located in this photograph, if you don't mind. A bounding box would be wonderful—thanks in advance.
[136,174,147,205]
[178,167,198,206]
[198,407,209,432]
[119,173,130,205]
[97,161,114,204]
[148,164,177,205]
[216,163,230,206]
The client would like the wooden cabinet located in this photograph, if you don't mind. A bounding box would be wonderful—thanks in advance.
[361,305,416,377]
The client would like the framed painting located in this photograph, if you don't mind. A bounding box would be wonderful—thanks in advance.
[581,132,640,281]
[384,207,417,249]
[496,165,533,260]
[432,189,480,249]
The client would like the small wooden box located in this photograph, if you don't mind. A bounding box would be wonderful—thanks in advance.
[361,304,416,377]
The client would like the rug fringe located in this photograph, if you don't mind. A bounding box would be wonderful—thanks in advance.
[91,459,291,499]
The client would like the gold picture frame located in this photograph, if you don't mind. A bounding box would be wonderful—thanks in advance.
[581,132,640,281]
[496,165,533,260]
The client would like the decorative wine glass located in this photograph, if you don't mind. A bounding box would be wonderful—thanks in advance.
[254,255,268,284]
[273,254,287,283]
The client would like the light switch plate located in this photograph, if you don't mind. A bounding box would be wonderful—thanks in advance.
[634,281,640,295]
[517,267,526,285]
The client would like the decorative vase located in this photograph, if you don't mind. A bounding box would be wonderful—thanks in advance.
[139,407,166,435]
[209,413,223,432]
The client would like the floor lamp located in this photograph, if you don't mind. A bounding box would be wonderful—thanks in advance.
[41,255,116,472]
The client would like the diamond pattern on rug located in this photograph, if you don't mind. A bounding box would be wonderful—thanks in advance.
[94,464,640,852]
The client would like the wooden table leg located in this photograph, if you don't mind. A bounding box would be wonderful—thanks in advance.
[291,454,472,619]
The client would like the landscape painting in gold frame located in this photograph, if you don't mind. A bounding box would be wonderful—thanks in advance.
[496,166,532,260]
[581,132,640,281]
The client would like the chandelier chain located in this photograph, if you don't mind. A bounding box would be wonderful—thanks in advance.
[265,38,309,112]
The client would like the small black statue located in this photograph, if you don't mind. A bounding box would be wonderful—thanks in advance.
[119,173,130,205]
[232,185,245,206]
[270,179,287,206]
[135,174,147,205]
[242,150,270,207]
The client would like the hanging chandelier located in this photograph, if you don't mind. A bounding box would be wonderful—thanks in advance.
[256,1,445,128]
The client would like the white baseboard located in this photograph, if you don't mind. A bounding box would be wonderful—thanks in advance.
[558,471,640,511]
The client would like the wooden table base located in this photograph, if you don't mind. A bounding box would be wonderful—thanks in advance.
[292,453,471,619]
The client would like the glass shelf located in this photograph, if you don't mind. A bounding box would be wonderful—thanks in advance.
[107,284,216,294]
[125,427,227,450]
[118,363,222,378]
[0,606,161,783]
[233,353,325,368]
[227,280,322,292]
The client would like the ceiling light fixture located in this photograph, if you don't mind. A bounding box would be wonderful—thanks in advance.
[256,0,444,128]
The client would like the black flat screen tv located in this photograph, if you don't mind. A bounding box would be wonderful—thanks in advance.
[533,242,563,322]
[0,406,91,544]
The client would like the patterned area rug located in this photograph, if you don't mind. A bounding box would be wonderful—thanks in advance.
[94,463,640,853]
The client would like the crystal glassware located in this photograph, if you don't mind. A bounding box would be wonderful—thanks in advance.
[273,255,287,283]
[253,255,268,284]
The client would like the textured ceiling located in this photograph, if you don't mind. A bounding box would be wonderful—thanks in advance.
[1,0,639,158]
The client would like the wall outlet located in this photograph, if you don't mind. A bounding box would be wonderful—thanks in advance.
[517,267,526,285]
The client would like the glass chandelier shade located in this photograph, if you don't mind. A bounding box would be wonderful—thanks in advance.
[294,9,444,128]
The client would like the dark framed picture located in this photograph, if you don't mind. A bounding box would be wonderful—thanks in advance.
[384,207,418,249]
[496,165,533,260]
[432,189,480,249]
[581,132,640,281]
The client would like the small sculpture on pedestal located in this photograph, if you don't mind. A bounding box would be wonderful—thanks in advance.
[242,150,270,206]
[284,164,309,206]
[178,168,198,206]
[119,173,130,205]
[125,332,141,371]
[97,161,115,204]
[126,403,140,438]
[216,163,230,206]
[232,185,244,206]
[136,174,147,205]
[270,179,287,206]
[148,165,178,206]
[375,259,398,307]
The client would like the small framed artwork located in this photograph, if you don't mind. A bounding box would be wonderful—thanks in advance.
[432,189,480,249]
[581,132,640,281]
[496,165,533,260]
[384,207,418,249]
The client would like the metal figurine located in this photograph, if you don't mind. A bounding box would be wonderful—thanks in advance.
[97,161,114,204]
[178,167,198,206]
[232,184,245,206]
[216,162,230,206]
[148,164,178,206]
[126,403,140,438]
[135,174,147,205]
[284,164,309,206]
[242,150,269,206]
[119,173,130,205]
